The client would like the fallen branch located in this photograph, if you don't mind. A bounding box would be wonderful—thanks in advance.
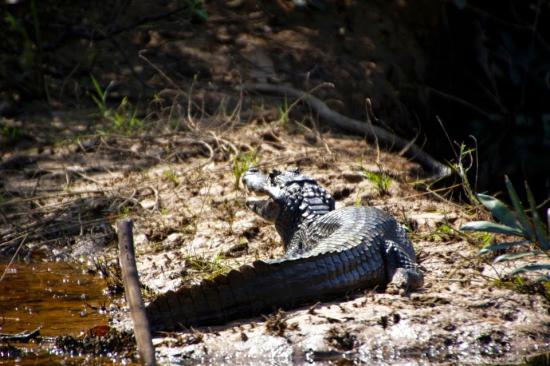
[117,219,156,366]
[242,83,451,180]
[0,327,41,342]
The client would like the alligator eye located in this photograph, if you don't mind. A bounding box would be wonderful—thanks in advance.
[269,169,281,180]
[248,166,259,173]
[291,167,301,174]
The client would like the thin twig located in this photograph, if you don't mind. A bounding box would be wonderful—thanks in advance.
[107,36,150,91]
[427,86,501,121]
[138,53,187,96]
[0,234,28,284]
[0,190,108,207]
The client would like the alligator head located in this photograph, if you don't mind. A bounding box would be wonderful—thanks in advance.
[242,166,335,247]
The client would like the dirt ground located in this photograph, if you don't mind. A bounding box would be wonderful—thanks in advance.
[2,116,550,364]
[1,1,550,364]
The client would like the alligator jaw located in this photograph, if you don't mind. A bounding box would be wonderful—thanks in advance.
[242,168,282,222]
[245,196,281,223]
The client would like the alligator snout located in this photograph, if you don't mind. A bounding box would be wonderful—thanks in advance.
[241,166,268,193]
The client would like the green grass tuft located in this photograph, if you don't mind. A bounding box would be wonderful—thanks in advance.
[232,150,259,189]
[182,253,231,281]
[91,75,143,135]
[362,167,391,196]
[162,169,180,187]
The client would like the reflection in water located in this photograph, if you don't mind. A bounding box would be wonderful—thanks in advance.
[0,261,109,337]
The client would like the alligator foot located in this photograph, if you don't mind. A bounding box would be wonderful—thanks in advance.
[386,268,422,295]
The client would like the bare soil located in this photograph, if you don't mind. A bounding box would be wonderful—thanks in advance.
[2,116,549,364]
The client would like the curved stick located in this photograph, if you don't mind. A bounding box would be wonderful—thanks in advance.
[242,83,451,179]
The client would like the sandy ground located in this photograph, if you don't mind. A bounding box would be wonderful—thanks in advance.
[5,116,546,364]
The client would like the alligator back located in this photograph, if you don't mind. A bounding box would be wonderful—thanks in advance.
[145,207,414,331]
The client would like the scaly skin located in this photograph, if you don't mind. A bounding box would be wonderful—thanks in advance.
[145,167,423,331]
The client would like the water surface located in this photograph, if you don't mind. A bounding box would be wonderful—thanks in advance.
[0,261,109,337]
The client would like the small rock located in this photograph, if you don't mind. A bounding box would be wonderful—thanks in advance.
[342,171,363,183]
[408,212,450,230]
[304,132,318,145]
[140,199,157,210]
[134,233,149,246]
[332,186,354,200]
[130,143,142,153]
[165,233,184,246]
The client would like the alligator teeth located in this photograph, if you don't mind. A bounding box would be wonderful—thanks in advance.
[245,197,267,206]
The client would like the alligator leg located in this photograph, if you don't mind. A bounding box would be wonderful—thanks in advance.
[383,240,424,293]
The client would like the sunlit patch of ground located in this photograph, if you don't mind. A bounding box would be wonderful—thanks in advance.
[2,110,549,364]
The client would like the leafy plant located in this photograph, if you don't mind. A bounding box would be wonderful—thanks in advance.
[461,176,550,277]
[232,150,259,189]
[362,167,391,196]
[91,76,143,135]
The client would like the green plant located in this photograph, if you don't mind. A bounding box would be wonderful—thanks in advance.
[182,253,230,281]
[162,169,180,187]
[0,125,22,144]
[450,143,479,205]
[186,0,208,21]
[91,76,143,135]
[3,1,46,98]
[493,275,550,302]
[362,167,391,196]
[4,12,35,68]
[118,205,133,216]
[461,176,550,278]
[428,222,456,242]
[232,150,259,189]
[90,75,111,117]
[276,97,290,126]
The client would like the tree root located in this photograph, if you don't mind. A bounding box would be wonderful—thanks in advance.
[242,83,451,180]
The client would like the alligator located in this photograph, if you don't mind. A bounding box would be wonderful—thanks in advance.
[145,167,423,331]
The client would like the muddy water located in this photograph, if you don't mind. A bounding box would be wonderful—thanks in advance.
[0,262,108,336]
[0,261,112,364]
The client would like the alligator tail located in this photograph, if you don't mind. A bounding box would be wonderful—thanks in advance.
[145,245,384,332]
